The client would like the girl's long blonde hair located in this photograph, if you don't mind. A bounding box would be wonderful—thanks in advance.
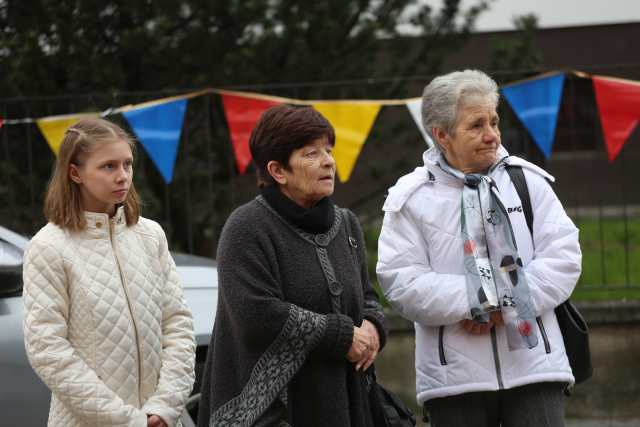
[44,118,141,231]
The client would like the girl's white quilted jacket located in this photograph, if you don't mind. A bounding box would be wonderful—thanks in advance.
[23,208,196,427]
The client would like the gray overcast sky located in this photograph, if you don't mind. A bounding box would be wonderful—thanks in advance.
[421,0,640,32]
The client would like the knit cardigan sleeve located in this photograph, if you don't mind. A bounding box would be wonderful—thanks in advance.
[207,205,354,426]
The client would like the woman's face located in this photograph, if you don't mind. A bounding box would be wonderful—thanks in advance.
[274,136,336,208]
[69,139,133,216]
[436,98,501,173]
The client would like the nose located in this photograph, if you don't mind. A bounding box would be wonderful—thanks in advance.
[115,165,128,182]
[322,149,336,168]
[483,124,499,143]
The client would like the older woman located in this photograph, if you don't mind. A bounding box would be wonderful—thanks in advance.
[377,70,582,427]
[198,105,386,426]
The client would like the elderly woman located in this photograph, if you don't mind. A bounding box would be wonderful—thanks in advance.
[198,105,386,426]
[377,70,582,427]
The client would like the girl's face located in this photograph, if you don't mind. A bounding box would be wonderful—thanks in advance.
[69,139,133,216]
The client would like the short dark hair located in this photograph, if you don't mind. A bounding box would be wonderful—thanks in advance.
[249,105,335,187]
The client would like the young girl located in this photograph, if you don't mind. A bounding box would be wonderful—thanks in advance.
[22,118,196,427]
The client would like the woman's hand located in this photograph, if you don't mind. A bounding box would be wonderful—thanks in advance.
[461,311,504,335]
[490,311,504,327]
[346,321,380,371]
[347,326,373,367]
[147,415,167,427]
[358,319,380,371]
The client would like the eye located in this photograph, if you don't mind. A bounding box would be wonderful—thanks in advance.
[102,163,114,170]
[305,150,318,157]
[124,160,133,170]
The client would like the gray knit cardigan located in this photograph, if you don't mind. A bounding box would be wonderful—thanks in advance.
[197,196,386,427]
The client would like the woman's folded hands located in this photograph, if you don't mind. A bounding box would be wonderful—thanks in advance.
[347,319,380,371]
[461,311,504,335]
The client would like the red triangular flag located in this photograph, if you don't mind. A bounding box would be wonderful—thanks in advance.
[593,76,640,162]
[221,94,281,174]
[0,117,4,128]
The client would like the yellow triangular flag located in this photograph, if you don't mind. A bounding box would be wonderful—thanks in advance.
[37,113,98,155]
[312,102,381,182]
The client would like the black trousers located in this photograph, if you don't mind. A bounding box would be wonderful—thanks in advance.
[423,382,566,427]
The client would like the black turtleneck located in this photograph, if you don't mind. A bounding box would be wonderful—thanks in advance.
[260,185,335,234]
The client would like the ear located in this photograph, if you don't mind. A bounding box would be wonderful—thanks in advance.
[266,160,287,185]
[69,163,83,184]
[432,127,450,153]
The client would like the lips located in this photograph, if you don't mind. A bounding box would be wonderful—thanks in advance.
[478,147,497,153]
[113,189,128,197]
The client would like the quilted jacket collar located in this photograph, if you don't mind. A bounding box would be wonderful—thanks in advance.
[83,205,127,238]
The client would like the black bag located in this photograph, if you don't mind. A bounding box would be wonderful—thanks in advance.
[505,165,593,385]
[554,299,593,384]
[366,369,416,427]
[341,209,416,426]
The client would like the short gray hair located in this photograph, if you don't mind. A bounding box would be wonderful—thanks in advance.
[421,69,499,143]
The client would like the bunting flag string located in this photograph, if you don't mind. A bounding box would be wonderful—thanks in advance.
[3,70,640,182]
[123,98,188,183]
[592,76,640,162]
[36,113,99,154]
[501,72,565,158]
[221,93,282,174]
[312,102,381,182]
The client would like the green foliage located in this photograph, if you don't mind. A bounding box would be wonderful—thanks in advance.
[489,13,543,84]
[574,217,640,296]
[362,220,387,305]
[0,0,490,99]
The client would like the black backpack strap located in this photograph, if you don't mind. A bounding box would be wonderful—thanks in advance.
[505,165,534,238]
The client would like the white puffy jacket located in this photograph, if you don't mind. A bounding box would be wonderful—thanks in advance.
[23,207,196,427]
[376,147,582,404]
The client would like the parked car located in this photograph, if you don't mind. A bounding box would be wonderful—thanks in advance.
[0,225,217,426]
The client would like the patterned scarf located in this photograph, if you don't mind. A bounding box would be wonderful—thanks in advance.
[438,154,538,350]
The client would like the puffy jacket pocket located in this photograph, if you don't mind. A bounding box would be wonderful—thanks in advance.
[536,316,551,354]
[438,326,447,365]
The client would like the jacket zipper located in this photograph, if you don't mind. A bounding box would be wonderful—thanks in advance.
[490,327,504,389]
[536,316,551,353]
[109,221,144,405]
[438,326,447,365]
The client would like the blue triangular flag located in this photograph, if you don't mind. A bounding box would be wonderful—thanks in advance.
[502,74,565,158]
[123,99,187,183]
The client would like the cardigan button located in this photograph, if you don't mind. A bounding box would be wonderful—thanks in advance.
[314,234,329,247]
[95,221,103,228]
[328,281,343,296]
